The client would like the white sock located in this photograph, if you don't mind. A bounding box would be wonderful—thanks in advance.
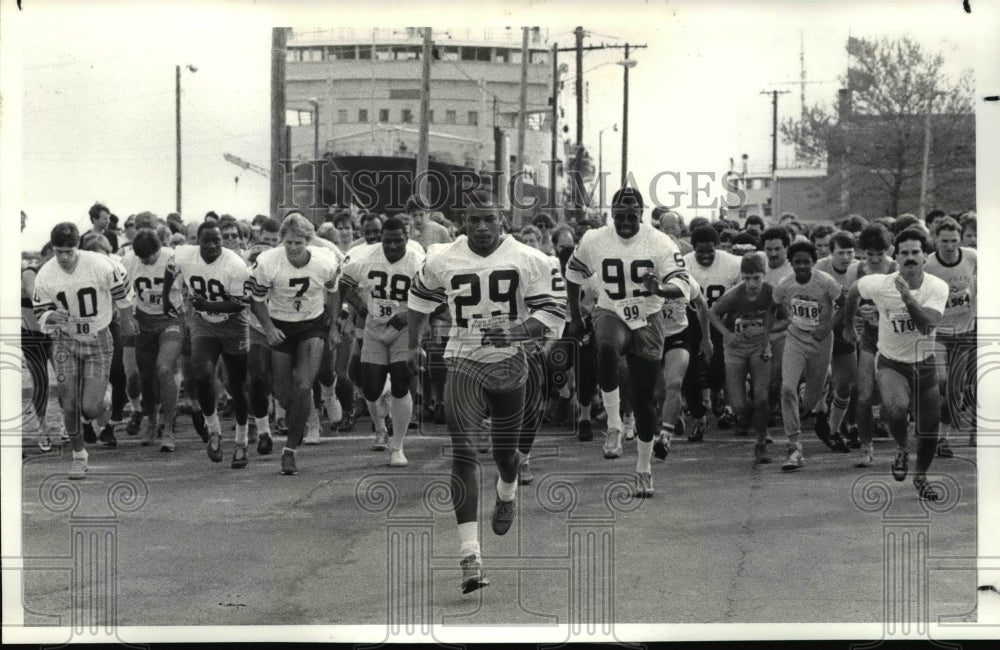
[558,385,571,399]
[282,446,296,455]
[637,440,653,474]
[496,475,517,502]
[602,388,622,431]
[205,412,221,433]
[321,383,336,403]
[254,416,271,434]
[72,449,88,461]
[458,521,480,558]
[367,400,387,432]
[388,393,413,450]
[235,423,248,445]
[577,401,590,422]
[129,397,141,412]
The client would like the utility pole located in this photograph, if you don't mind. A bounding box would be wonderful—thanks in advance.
[574,26,584,221]
[270,27,288,217]
[416,27,433,205]
[761,89,789,216]
[620,43,633,187]
[550,42,559,211]
[515,26,529,224]
[175,65,181,214]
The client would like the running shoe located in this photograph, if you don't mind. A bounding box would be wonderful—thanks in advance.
[37,429,53,452]
[491,491,516,536]
[139,419,157,446]
[160,429,176,452]
[389,448,408,467]
[687,417,707,443]
[518,457,533,485]
[460,554,489,594]
[231,443,249,469]
[891,450,909,481]
[854,444,874,468]
[633,472,654,498]
[603,427,623,459]
[813,411,831,446]
[577,419,593,442]
[125,410,144,437]
[335,412,355,432]
[652,433,671,460]
[98,423,118,448]
[936,439,954,458]
[68,454,88,480]
[622,416,636,441]
[191,411,209,443]
[280,449,297,475]
[828,432,850,453]
[717,406,735,429]
[753,442,771,464]
[913,475,941,501]
[206,432,223,463]
[257,431,274,455]
[373,430,389,451]
[303,408,321,445]
[82,421,97,444]
[781,444,805,471]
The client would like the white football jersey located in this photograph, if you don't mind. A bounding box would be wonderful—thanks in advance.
[409,236,566,363]
[247,246,340,321]
[167,245,249,323]
[121,249,183,316]
[682,249,741,309]
[565,224,687,327]
[340,243,425,328]
[924,248,976,335]
[856,271,948,363]
[33,250,132,339]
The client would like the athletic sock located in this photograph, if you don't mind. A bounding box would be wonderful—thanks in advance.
[205,412,221,434]
[601,388,623,431]
[388,393,413,450]
[496,476,517,502]
[254,416,271,435]
[659,422,675,438]
[830,395,850,437]
[458,522,480,558]
[234,423,248,446]
[72,449,88,461]
[128,397,141,412]
[282,446,296,455]
[636,440,653,474]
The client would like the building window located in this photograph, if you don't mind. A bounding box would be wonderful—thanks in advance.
[358,109,368,123]
[467,111,479,126]
[445,110,457,125]
[337,109,348,123]
[401,108,414,124]
[379,109,390,123]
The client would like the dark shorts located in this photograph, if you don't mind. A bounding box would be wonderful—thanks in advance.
[876,353,938,396]
[591,307,668,361]
[860,325,878,357]
[270,314,328,354]
[832,334,857,357]
[135,310,184,350]
[662,330,689,355]
[189,312,249,356]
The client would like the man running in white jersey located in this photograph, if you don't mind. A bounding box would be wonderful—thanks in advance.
[245,217,281,455]
[32,222,135,479]
[248,213,341,475]
[923,216,976,457]
[339,217,424,466]
[844,228,949,500]
[121,229,185,451]
[682,225,741,439]
[162,221,253,469]
[565,187,690,497]
[407,189,566,594]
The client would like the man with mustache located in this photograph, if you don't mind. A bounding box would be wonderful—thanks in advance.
[843,228,949,500]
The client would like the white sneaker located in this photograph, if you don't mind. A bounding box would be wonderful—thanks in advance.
[623,416,636,441]
[781,443,805,471]
[324,394,343,425]
[854,444,874,468]
[373,430,389,451]
[603,428,623,459]
[69,452,88,480]
[389,448,408,467]
[37,429,53,452]
[303,408,321,445]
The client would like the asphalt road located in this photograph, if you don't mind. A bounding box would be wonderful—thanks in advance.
[15,410,978,637]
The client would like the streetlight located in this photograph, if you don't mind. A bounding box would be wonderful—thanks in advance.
[175,63,197,215]
[598,123,618,204]
[617,54,638,187]
[307,98,320,161]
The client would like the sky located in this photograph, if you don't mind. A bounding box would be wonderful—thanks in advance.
[5,0,990,251]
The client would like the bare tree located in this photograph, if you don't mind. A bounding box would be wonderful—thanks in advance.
[781,36,974,217]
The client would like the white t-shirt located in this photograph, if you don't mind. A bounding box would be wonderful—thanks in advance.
[682,249,741,309]
[856,271,949,363]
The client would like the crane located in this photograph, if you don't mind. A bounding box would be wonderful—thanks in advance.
[224,153,270,178]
